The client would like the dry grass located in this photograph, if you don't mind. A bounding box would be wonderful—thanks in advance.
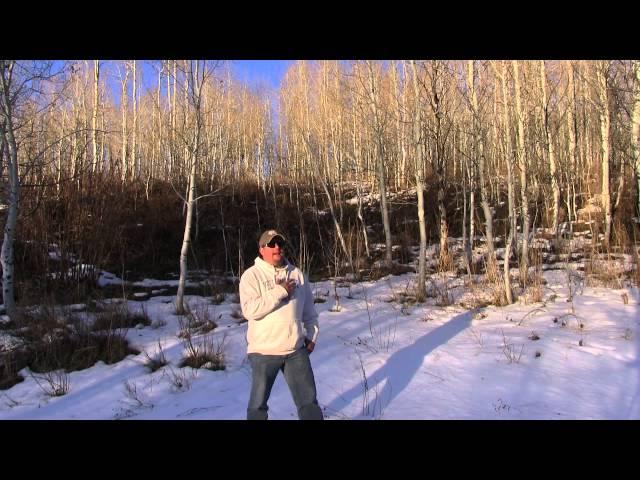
[177,303,218,338]
[3,305,139,379]
[123,380,154,409]
[143,340,169,372]
[500,329,524,364]
[585,254,626,289]
[437,247,454,274]
[229,308,247,323]
[179,332,227,371]
[92,302,151,331]
[484,256,510,307]
[0,353,24,390]
[162,365,194,392]
[31,370,70,397]
[521,249,545,304]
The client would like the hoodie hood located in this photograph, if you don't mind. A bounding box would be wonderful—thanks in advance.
[254,256,292,274]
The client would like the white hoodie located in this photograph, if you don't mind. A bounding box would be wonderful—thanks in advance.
[239,256,319,355]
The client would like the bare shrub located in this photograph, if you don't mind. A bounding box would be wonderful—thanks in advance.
[151,318,167,329]
[585,254,626,289]
[468,328,484,348]
[500,330,524,364]
[437,247,454,274]
[355,349,388,419]
[362,287,397,353]
[1,390,20,407]
[179,333,227,371]
[31,370,70,397]
[210,293,226,305]
[13,304,69,343]
[143,340,169,372]
[0,352,25,390]
[92,302,151,331]
[482,256,509,307]
[458,278,494,310]
[162,365,194,392]
[85,299,107,313]
[123,380,153,409]
[518,249,544,304]
[368,262,415,282]
[12,303,139,374]
[177,303,218,337]
[434,282,453,307]
[517,307,545,326]
[564,262,584,308]
[632,241,640,287]
[229,308,247,323]
[190,303,219,333]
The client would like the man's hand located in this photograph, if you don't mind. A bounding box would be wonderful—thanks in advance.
[278,279,297,297]
[304,338,315,353]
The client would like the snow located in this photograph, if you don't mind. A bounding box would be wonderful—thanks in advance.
[1,268,638,420]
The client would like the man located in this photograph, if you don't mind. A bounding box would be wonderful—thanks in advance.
[239,229,323,420]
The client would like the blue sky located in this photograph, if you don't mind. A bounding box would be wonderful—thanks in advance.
[50,60,294,117]
[231,60,293,91]
[93,60,293,104]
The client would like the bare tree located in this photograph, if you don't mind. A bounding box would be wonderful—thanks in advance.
[0,60,63,320]
[492,60,516,304]
[0,60,19,319]
[467,60,497,276]
[409,60,428,301]
[631,60,640,217]
[595,61,612,248]
[363,61,393,268]
[118,62,129,183]
[421,60,455,271]
[512,60,530,286]
[175,60,222,315]
[539,60,560,236]
[91,60,100,175]
[565,61,578,229]
[131,60,138,182]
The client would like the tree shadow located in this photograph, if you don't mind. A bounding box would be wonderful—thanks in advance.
[325,309,474,418]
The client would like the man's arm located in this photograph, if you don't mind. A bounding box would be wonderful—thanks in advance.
[239,272,288,321]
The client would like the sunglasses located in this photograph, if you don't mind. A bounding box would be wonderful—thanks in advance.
[263,238,285,248]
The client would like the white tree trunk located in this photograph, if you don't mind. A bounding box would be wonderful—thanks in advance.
[176,61,206,315]
[410,60,428,301]
[176,148,197,315]
[120,63,129,183]
[0,60,19,319]
[540,61,560,235]
[352,111,370,258]
[499,61,515,304]
[467,61,495,272]
[92,60,100,175]
[512,60,530,286]
[365,61,393,267]
[57,110,65,198]
[566,61,578,229]
[596,61,612,248]
[631,60,640,217]
[131,60,138,181]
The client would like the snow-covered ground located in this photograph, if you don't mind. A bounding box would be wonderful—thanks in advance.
[0,267,638,420]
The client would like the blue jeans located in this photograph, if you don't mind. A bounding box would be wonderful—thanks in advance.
[247,347,323,420]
